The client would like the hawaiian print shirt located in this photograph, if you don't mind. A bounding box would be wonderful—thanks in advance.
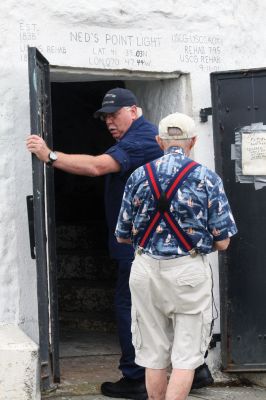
[115,146,237,257]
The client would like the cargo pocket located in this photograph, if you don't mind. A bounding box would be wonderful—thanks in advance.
[200,312,213,354]
[131,307,142,350]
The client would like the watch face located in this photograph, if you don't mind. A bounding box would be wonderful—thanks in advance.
[49,151,57,162]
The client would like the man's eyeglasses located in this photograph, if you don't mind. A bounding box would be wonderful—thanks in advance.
[99,106,133,122]
[100,110,121,121]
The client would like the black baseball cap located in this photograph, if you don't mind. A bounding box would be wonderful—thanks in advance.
[94,88,138,117]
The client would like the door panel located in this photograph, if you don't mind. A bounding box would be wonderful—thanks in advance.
[28,47,60,388]
[211,69,266,371]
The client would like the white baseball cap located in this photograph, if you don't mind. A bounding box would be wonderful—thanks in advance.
[159,112,196,140]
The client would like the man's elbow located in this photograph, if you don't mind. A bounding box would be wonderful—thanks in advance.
[214,237,230,251]
[88,165,102,177]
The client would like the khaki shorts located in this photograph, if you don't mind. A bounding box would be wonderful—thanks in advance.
[129,253,213,370]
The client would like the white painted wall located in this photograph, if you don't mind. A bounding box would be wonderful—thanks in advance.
[126,75,192,125]
[1,0,266,394]
[0,324,40,400]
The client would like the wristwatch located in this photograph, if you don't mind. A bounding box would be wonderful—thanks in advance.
[47,151,58,165]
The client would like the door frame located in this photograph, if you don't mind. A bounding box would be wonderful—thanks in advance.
[29,46,189,390]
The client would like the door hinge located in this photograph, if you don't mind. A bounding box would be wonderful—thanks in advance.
[200,107,212,122]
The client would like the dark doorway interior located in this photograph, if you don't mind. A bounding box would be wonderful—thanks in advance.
[50,80,125,393]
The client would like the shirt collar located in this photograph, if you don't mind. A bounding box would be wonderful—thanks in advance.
[164,146,185,156]
[130,115,144,130]
[119,116,145,141]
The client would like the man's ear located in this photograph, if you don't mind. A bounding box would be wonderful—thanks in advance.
[190,136,197,150]
[156,135,164,150]
[131,105,138,120]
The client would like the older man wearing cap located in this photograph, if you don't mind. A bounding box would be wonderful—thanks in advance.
[115,112,237,400]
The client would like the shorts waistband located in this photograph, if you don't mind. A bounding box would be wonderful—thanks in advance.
[135,251,207,267]
[135,247,198,259]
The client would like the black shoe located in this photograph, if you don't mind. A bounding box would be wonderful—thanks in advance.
[101,377,148,400]
[191,363,214,390]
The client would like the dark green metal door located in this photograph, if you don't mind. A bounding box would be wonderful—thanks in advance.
[28,47,60,389]
[211,69,266,372]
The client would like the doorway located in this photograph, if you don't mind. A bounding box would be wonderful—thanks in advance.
[48,71,190,396]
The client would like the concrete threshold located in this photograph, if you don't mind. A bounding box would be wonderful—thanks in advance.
[41,329,266,400]
[43,385,266,400]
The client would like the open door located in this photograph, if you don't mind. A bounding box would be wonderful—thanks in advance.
[28,47,60,390]
[211,68,266,372]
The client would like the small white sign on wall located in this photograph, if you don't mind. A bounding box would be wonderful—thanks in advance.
[242,132,266,175]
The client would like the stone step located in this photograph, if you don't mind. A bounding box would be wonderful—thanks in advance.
[56,222,109,253]
[59,311,116,332]
[57,253,117,281]
[58,280,115,314]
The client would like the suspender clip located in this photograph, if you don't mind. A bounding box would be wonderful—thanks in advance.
[136,247,144,256]
[189,248,198,258]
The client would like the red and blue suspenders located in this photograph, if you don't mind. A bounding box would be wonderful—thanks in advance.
[138,159,199,256]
